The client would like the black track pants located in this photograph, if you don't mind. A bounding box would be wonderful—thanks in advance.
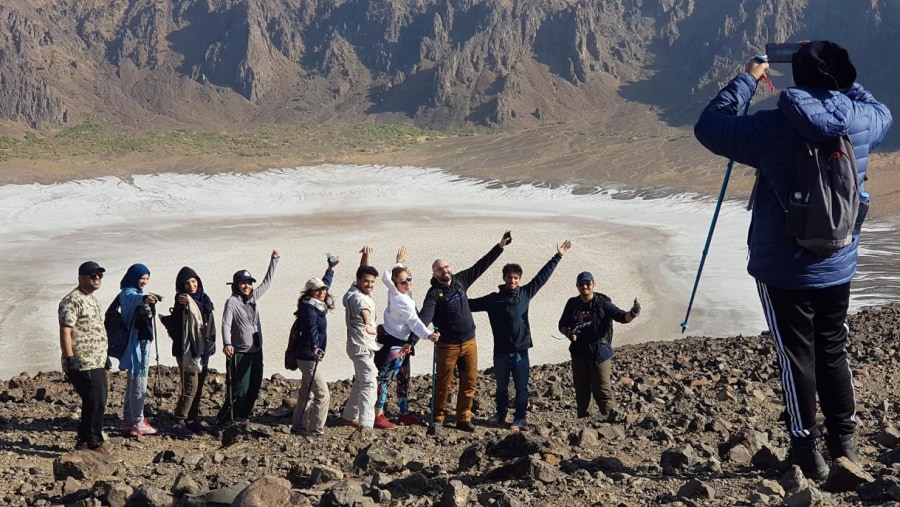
[756,280,856,439]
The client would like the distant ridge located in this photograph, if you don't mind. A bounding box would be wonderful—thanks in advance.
[1,0,897,146]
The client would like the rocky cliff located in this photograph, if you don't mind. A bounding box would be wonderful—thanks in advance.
[1,0,898,138]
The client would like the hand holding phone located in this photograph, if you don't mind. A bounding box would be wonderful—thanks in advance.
[500,230,513,247]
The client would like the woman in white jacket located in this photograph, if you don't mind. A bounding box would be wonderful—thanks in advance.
[374,246,440,428]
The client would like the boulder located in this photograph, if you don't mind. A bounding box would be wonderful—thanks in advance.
[232,476,296,507]
[53,450,118,481]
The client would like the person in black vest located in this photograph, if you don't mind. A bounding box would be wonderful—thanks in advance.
[558,271,639,420]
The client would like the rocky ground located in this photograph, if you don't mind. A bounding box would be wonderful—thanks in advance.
[2,305,900,506]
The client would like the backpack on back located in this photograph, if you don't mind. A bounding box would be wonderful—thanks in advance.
[780,135,859,256]
[105,297,130,360]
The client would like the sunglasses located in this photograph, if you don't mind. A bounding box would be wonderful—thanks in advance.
[84,273,104,280]
[577,281,593,287]
[397,277,413,285]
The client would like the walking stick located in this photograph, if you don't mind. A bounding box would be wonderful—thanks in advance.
[681,62,772,334]
[151,304,162,400]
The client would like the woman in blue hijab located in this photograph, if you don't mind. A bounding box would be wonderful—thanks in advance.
[118,263,160,436]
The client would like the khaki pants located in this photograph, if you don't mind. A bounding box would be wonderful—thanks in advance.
[292,359,330,434]
[571,356,612,417]
[174,357,208,423]
[434,338,478,423]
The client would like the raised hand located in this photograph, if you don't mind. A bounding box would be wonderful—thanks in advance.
[271,249,280,259]
[631,298,641,316]
[557,240,572,256]
[499,230,512,247]
[397,246,407,265]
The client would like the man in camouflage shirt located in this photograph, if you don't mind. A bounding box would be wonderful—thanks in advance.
[58,261,110,453]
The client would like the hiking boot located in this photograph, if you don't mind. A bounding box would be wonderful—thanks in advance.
[74,441,90,451]
[456,420,476,433]
[89,444,111,455]
[487,414,510,426]
[130,420,158,436]
[396,413,424,426]
[374,414,396,430]
[290,425,307,435]
[825,434,861,465]
[169,423,194,440]
[510,418,527,431]
[186,420,207,435]
[788,437,829,481]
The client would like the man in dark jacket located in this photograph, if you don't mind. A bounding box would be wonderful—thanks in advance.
[558,271,639,421]
[420,230,512,432]
[694,41,891,480]
[470,240,571,431]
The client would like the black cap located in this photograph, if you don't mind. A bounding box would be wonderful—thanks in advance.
[792,40,857,92]
[78,261,105,276]
[232,270,256,284]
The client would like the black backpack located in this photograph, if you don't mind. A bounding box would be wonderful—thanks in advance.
[760,135,860,256]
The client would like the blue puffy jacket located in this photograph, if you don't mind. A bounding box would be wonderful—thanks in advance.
[694,73,892,289]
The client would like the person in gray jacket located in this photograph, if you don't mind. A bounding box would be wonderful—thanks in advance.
[216,250,279,424]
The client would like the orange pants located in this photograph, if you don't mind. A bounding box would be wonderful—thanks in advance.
[434,338,478,423]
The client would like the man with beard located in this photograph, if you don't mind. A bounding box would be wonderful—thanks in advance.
[420,231,512,432]
[58,261,110,453]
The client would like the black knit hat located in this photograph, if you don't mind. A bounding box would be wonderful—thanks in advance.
[792,40,857,91]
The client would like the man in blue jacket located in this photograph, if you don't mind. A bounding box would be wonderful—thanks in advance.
[694,41,891,480]
[470,240,571,431]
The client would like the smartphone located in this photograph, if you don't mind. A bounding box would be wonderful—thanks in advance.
[766,42,804,63]
[502,231,512,243]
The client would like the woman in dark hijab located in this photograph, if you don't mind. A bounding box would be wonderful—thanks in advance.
[168,266,215,439]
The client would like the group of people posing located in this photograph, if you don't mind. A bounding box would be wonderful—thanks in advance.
[57,231,641,452]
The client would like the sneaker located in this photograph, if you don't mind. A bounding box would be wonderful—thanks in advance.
[396,413,424,426]
[788,437,829,481]
[290,425,307,435]
[825,434,861,465]
[374,414,396,430]
[169,423,194,440]
[119,424,132,433]
[339,417,359,428]
[487,414,510,426]
[456,420,476,433]
[510,418,527,431]
[74,441,90,451]
[130,421,158,436]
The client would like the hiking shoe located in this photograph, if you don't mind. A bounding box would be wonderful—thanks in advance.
[487,414,510,426]
[510,418,527,431]
[119,423,132,433]
[825,434,861,465]
[290,425,307,435]
[89,444,111,455]
[130,421,158,436]
[169,423,193,440]
[75,441,90,451]
[788,437,829,481]
[396,413,424,426]
[186,420,207,435]
[374,414,396,430]
[456,420,476,433]
[339,418,359,428]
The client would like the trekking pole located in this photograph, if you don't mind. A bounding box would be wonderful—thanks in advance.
[429,328,438,430]
[152,304,162,400]
[680,59,773,334]
[225,355,235,426]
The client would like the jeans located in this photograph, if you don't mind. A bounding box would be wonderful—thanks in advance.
[342,350,377,428]
[174,357,208,423]
[123,373,148,426]
[493,351,530,420]
[292,359,330,434]
[434,339,478,423]
[67,368,108,447]
[216,350,264,423]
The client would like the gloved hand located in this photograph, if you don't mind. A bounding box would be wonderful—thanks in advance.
[630,299,641,317]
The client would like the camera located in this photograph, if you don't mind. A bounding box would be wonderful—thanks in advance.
[766,42,804,63]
